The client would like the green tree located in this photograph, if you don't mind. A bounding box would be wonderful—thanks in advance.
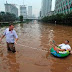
[41,12,72,26]
[19,16,23,22]
[0,11,17,22]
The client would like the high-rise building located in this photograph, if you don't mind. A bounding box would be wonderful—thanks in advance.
[41,0,52,17]
[55,0,72,14]
[5,1,18,17]
[28,6,32,18]
[20,5,27,19]
[38,11,42,19]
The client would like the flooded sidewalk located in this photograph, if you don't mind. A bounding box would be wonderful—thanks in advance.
[0,20,72,72]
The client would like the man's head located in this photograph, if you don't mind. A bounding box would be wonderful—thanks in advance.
[64,40,69,44]
[9,24,14,31]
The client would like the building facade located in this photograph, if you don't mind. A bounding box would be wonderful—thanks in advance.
[48,11,54,16]
[55,0,72,14]
[28,6,32,18]
[5,1,18,17]
[41,0,52,17]
[20,5,27,19]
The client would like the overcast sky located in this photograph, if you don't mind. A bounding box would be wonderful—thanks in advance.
[0,0,55,17]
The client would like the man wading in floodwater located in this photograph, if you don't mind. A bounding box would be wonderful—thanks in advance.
[0,24,18,53]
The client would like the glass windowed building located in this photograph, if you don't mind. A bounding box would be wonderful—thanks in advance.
[28,6,32,18]
[20,5,27,19]
[5,1,18,17]
[41,0,52,17]
[55,0,72,14]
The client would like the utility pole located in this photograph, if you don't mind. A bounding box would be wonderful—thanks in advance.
[23,0,24,5]
[6,0,7,4]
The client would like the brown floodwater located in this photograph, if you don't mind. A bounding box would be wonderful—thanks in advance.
[0,20,72,72]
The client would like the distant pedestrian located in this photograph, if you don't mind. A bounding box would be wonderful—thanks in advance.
[55,21,56,25]
[0,24,18,53]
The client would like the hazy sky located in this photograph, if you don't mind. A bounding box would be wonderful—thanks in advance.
[0,0,55,17]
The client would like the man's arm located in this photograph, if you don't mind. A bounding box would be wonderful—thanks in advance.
[14,30,18,44]
[55,46,65,51]
[58,48,71,51]
[58,48,66,51]
[0,35,5,42]
[0,29,6,42]
[67,49,71,51]
[15,38,18,44]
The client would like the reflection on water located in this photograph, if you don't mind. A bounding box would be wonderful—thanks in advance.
[0,20,72,72]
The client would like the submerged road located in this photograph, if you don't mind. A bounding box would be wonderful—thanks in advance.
[0,20,72,72]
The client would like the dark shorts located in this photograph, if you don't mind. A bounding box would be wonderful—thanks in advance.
[7,42,16,52]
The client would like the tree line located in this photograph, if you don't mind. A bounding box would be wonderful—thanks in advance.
[41,12,72,26]
[0,11,18,22]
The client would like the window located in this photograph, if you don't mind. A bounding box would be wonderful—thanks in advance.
[70,2,72,8]
[64,7,66,10]
[66,5,69,9]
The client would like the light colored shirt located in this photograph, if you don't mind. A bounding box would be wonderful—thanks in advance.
[3,28,18,43]
[59,43,71,50]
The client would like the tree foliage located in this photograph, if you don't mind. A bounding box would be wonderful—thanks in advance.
[41,12,72,25]
[19,16,23,22]
[0,11,18,22]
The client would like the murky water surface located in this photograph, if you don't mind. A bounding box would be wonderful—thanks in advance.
[0,20,72,72]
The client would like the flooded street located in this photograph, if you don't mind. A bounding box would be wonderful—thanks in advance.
[0,20,72,72]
